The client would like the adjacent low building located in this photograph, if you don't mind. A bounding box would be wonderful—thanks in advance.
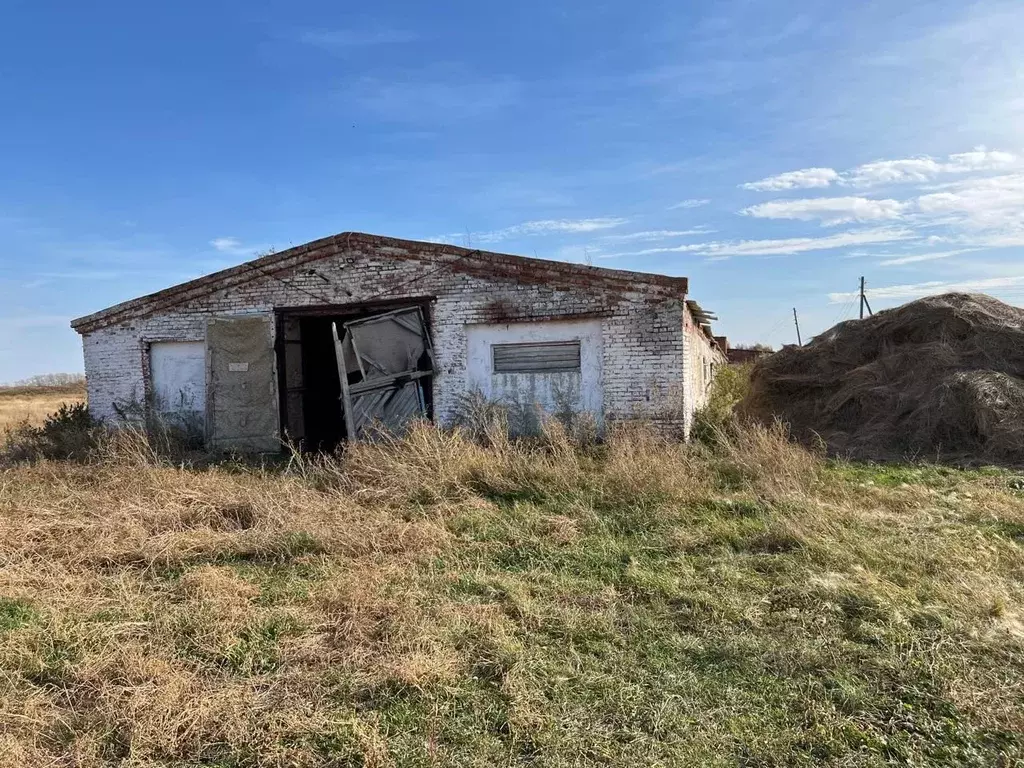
[71,232,725,451]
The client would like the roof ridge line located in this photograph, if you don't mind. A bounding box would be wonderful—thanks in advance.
[71,231,688,333]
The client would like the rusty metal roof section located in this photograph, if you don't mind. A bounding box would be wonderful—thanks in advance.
[70,231,690,334]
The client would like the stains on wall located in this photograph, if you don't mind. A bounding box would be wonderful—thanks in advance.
[465,319,604,421]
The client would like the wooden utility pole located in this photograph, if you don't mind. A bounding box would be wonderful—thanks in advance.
[793,307,802,346]
[859,276,873,318]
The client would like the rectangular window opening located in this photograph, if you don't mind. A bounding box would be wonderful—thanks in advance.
[492,341,581,374]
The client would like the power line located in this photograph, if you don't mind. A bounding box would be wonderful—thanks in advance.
[363,249,482,302]
[761,314,791,340]
[826,297,857,330]
[251,263,341,305]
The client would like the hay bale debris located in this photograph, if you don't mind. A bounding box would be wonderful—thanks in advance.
[741,293,1024,463]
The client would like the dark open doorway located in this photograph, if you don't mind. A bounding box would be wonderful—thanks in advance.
[276,300,434,452]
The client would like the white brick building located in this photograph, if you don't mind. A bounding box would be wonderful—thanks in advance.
[71,232,725,451]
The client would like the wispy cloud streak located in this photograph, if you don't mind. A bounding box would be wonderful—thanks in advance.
[435,218,628,245]
[877,249,975,266]
[829,274,1024,302]
[603,227,913,258]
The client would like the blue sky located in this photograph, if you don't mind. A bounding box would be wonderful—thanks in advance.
[2,0,1024,381]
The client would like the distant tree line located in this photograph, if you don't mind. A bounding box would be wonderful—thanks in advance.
[2,372,86,388]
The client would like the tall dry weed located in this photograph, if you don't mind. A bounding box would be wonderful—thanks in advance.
[314,420,592,510]
[709,418,824,500]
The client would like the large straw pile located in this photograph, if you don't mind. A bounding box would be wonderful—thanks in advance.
[742,293,1024,463]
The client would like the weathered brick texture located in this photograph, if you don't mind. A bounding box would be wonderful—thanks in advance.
[74,233,725,439]
[683,303,727,436]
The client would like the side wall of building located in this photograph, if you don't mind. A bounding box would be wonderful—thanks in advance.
[81,243,691,435]
[682,303,728,437]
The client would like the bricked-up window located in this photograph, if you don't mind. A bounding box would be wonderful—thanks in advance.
[492,341,581,374]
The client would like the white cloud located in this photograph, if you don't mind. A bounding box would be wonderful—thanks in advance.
[604,227,914,258]
[943,149,1017,173]
[829,274,1024,303]
[915,173,1024,232]
[211,237,246,255]
[741,196,908,226]
[667,198,710,209]
[699,228,914,257]
[550,244,601,263]
[742,148,1020,191]
[210,237,273,257]
[507,218,627,236]
[736,168,1024,249]
[877,249,974,266]
[847,157,943,186]
[741,167,840,191]
[968,232,1024,248]
[598,243,701,257]
[601,228,712,242]
[848,151,1018,185]
[436,217,628,245]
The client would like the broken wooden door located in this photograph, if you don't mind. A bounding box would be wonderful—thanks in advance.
[332,307,433,440]
[206,315,281,452]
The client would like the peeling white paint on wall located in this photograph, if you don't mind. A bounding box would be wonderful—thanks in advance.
[77,235,725,442]
[150,341,205,416]
[465,320,603,419]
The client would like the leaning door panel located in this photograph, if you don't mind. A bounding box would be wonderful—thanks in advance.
[332,307,433,440]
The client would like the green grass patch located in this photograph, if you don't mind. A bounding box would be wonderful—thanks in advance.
[230,561,323,606]
[0,597,37,631]
[347,464,1024,766]
[221,615,303,675]
[828,461,1008,488]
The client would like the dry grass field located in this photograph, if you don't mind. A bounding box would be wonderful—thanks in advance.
[0,385,85,430]
[0,387,1023,766]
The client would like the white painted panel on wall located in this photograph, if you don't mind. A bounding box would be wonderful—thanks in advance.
[465,320,603,420]
[150,341,206,415]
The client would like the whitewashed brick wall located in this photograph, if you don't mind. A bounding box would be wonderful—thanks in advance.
[80,239,714,437]
[682,304,729,436]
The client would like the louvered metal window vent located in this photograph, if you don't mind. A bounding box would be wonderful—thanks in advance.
[492,341,581,374]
